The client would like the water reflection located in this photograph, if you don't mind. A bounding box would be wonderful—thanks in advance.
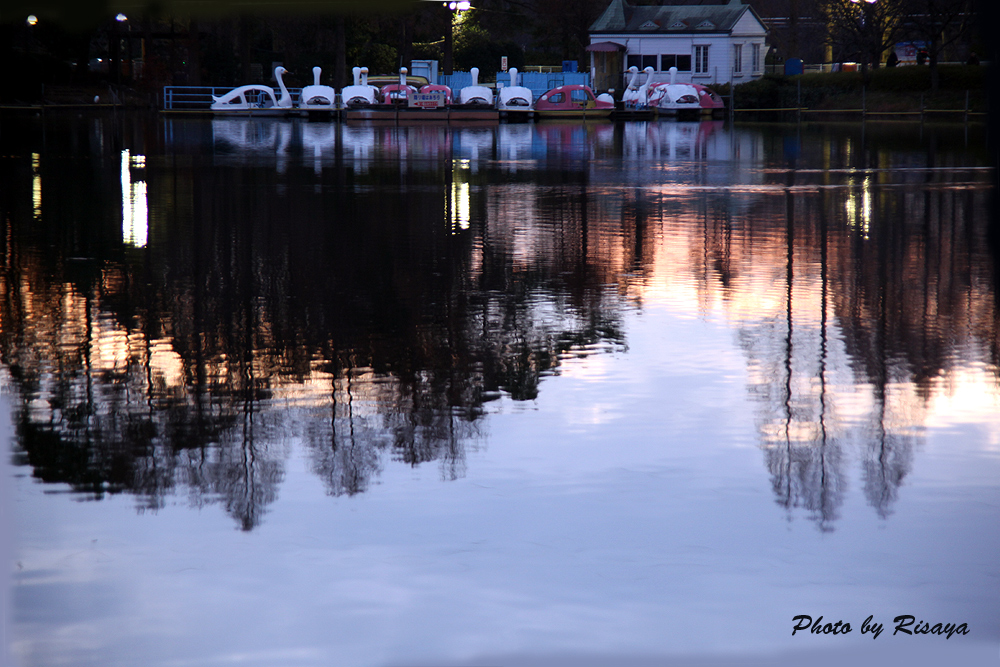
[121,149,148,247]
[0,116,995,533]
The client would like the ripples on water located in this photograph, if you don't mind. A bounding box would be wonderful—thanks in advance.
[1,114,997,666]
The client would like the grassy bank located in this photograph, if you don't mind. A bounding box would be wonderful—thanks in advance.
[710,65,989,114]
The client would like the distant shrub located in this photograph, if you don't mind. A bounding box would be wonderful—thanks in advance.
[864,65,982,92]
[721,66,986,110]
[796,70,862,90]
[730,74,786,108]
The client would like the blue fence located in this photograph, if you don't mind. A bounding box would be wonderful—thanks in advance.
[163,71,592,110]
[498,72,590,101]
[441,71,591,103]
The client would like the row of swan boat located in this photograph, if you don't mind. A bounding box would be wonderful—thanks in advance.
[209,65,720,120]
[621,65,725,117]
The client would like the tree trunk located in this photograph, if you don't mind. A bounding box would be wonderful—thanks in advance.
[929,38,940,93]
[789,0,800,59]
[443,10,453,75]
[110,21,122,84]
[399,17,412,72]
[335,17,346,90]
[240,15,252,84]
[188,19,201,86]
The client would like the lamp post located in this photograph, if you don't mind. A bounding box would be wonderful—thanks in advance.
[110,13,129,84]
[441,1,471,76]
[25,15,38,54]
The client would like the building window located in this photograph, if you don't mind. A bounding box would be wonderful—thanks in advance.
[661,54,692,71]
[752,43,761,72]
[734,44,743,74]
[694,45,709,74]
[626,54,658,71]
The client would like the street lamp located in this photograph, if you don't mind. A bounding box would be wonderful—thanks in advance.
[440,0,471,75]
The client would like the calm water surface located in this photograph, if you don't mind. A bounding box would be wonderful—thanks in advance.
[1,114,997,667]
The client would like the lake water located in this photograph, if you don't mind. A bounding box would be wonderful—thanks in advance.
[1,114,997,667]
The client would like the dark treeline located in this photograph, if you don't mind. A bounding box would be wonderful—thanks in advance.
[2,0,610,102]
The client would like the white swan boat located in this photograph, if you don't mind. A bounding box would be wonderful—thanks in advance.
[456,67,494,107]
[621,66,641,107]
[211,66,294,116]
[341,67,377,108]
[647,67,725,118]
[298,66,337,115]
[496,67,534,120]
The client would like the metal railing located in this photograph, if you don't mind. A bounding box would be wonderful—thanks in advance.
[163,86,304,110]
[164,75,594,111]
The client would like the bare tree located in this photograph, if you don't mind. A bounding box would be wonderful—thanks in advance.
[823,0,909,78]
[901,0,976,92]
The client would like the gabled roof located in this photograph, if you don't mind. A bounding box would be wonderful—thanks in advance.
[590,0,764,35]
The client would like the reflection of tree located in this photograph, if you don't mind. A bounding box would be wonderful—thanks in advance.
[0,123,628,529]
[733,182,847,532]
[2,121,994,534]
[707,126,996,528]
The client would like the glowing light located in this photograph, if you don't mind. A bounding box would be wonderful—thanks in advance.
[861,175,872,237]
[115,13,128,21]
[31,153,41,220]
[26,15,38,26]
[451,181,470,232]
[121,150,148,247]
[844,175,873,239]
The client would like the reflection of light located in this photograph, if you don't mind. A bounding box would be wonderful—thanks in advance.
[844,175,872,239]
[31,153,41,220]
[861,176,871,236]
[149,339,185,388]
[926,369,1000,451]
[450,159,471,233]
[121,149,148,247]
[451,181,470,232]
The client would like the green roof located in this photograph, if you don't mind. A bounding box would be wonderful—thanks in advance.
[590,0,760,34]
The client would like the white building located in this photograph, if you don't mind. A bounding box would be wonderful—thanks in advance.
[587,0,769,92]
